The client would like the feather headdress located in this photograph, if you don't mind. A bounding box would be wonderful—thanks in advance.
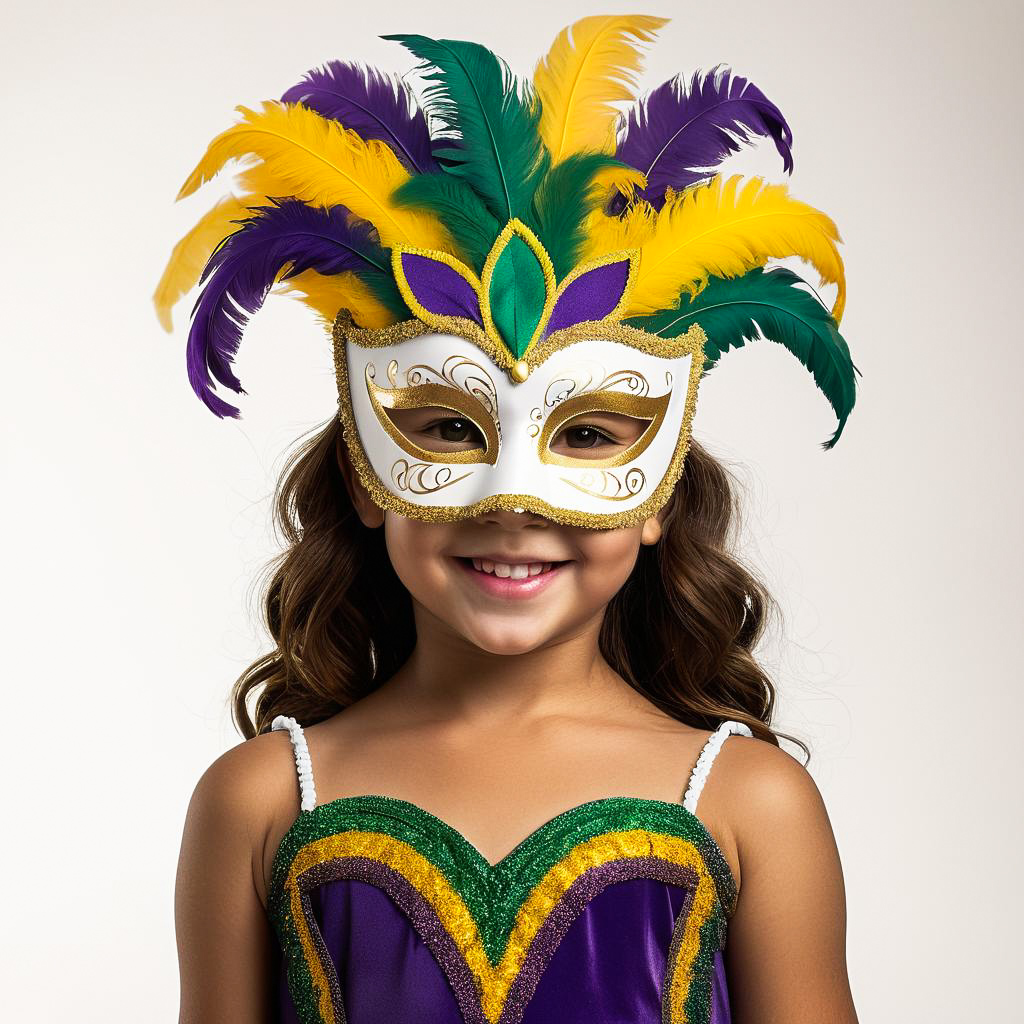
[156,13,856,446]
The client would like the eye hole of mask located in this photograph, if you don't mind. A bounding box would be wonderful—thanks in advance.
[539,391,671,468]
[366,373,499,465]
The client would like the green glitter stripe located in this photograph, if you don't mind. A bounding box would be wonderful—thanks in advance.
[270,795,736,963]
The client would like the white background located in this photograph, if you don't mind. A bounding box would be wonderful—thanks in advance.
[2,0,1020,1018]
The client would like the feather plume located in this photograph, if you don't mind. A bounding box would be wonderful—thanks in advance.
[276,267,403,329]
[280,60,439,174]
[383,34,549,224]
[532,153,640,280]
[153,195,251,332]
[187,198,404,417]
[616,67,793,209]
[533,14,667,163]
[176,100,452,251]
[391,173,500,273]
[628,267,857,447]
[585,174,846,323]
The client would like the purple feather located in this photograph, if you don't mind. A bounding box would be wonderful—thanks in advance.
[187,198,392,418]
[281,60,439,174]
[615,65,794,209]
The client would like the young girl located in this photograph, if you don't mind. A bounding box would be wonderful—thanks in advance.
[161,15,859,1023]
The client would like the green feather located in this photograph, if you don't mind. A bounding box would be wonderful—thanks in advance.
[488,235,547,358]
[627,267,859,449]
[391,173,501,274]
[532,153,631,281]
[360,266,410,319]
[383,34,550,224]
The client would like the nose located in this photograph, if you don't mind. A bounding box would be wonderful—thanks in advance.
[472,506,549,529]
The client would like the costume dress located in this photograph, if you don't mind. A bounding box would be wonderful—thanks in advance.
[269,716,752,1024]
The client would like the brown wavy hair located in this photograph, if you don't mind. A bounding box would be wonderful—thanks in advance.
[232,417,806,760]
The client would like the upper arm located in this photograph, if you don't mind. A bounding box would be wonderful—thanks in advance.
[175,733,298,1024]
[718,740,859,1024]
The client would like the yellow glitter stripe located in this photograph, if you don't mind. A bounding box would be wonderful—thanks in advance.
[284,829,718,1023]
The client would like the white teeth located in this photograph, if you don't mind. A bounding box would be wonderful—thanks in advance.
[469,558,559,578]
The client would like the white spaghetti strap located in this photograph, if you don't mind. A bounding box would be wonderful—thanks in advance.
[682,720,753,814]
[271,715,318,812]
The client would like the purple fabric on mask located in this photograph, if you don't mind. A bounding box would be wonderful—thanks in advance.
[276,875,732,1023]
[544,259,631,336]
[401,252,483,324]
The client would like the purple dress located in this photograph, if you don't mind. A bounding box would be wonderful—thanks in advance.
[269,719,749,1024]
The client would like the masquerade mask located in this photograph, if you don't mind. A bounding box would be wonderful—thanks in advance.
[156,15,857,529]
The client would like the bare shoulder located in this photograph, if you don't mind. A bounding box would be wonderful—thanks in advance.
[182,729,303,904]
[698,734,836,890]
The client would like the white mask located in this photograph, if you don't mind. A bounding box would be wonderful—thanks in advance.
[335,311,705,530]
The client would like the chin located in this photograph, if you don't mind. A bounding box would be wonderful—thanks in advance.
[459,620,557,657]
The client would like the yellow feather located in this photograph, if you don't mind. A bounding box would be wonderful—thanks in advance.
[153,195,252,332]
[585,175,847,322]
[533,14,669,162]
[276,268,402,330]
[175,101,453,252]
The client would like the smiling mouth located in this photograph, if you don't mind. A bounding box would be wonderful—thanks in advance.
[453,556,569,593]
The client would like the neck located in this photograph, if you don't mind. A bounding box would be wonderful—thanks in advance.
[387,602,633,726]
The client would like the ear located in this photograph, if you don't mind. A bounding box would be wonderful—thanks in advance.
[639,512,663,546]
[337,432,385,528]
[640,496,672,545]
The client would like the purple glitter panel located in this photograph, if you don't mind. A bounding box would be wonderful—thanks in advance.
[401,252,483,324]
[544,260,631,336]
[284,854,727,1024]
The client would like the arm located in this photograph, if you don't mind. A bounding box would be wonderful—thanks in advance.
[175,734,297,1024]
[722,740,859,1024]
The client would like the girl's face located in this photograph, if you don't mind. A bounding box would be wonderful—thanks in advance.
[343,405,664,655]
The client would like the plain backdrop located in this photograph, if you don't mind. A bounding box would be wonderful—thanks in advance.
[2,0,1020,1018]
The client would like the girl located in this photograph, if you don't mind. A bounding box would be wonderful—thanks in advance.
[162,15,859,1023]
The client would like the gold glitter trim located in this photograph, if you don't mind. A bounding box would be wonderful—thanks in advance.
[283,829,718,1024]
[537,390,670,469]
[332,311,706,529]
[365,369,499,465]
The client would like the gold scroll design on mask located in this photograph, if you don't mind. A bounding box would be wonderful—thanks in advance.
[365,356,501,470]
[390,459,470,495]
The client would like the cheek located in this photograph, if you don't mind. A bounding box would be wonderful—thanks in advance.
[573,532,644,598]
[382,516,449,596]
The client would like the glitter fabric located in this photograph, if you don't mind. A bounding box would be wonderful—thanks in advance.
[270,795,737,1024]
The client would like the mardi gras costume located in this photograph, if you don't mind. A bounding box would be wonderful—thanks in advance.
[156,13,855,1022]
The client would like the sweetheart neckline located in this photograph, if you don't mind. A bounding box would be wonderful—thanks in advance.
[270,792,738,899]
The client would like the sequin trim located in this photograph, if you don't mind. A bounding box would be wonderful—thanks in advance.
[269,796,736,1024]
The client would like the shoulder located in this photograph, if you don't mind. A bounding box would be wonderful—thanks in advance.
[698,731,835,889]
[182,729,303,905]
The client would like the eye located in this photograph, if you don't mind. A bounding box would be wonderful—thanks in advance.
[558,424,615,449]
[427,416,486,446]
[386,406,488,453]
[549,412,649,460]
